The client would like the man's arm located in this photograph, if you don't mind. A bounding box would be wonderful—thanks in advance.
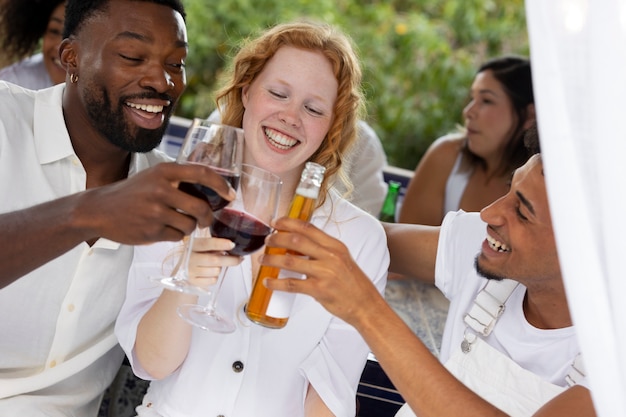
[383,221,439,284]
[262,218,597,417]
[0,162,234,288]
[348,294,596,417]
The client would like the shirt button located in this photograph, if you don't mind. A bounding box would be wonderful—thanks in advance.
[232,361,244,373]
[49,360,57,368]
[67,304,75,312]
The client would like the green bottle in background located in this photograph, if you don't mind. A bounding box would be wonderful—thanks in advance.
[378,180,401,222]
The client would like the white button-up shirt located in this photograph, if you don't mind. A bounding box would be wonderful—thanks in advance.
[116,191,390,417]
[0,82,170,415]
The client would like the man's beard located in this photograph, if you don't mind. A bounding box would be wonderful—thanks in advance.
[85,85,173,153]
[474,254,505,281]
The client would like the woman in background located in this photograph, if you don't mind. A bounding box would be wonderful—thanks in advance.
[0,0,66,88]
[399,56,535,225]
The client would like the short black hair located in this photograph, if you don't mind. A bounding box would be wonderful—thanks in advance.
[523,123,541,155]
[63,0,186,39]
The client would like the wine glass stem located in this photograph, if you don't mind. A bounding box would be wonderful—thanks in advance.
[177,227,199,280]
[204,265,228,312]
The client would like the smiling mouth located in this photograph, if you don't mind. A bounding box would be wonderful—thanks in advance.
[487,235,510,252]
[125,102,168,114]
[264,127,298,150]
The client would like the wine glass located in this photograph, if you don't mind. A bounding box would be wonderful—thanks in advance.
[152,119,245,296]
[177,164,282,333]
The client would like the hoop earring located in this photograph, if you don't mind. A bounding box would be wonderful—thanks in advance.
[70,73,78,84]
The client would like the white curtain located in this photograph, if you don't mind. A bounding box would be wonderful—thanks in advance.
[525,1,626,416]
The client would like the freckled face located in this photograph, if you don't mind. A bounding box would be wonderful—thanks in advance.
[240,46,337,180]
[463,70,517,159]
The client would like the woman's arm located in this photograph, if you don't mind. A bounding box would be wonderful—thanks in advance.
[304,385,335,417]
[133,236,242,379]
[399,135,464,225]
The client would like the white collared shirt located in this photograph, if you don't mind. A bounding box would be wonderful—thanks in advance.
[436,210,586,388]
[0,82,170,415]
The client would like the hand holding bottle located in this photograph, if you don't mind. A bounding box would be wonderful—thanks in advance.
[245,162,326,328]
[258,216,380,327]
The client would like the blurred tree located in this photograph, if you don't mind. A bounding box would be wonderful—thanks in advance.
[179,0,528,169]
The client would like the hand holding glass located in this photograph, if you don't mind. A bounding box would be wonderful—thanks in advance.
[177,164,282,333]
[152,119,244,295]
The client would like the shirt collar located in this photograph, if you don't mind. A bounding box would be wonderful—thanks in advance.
[33,84,75,165]
[32,83,159,175]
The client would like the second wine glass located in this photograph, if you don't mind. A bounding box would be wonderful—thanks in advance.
[177,164,282,333]
[154,119,244,296]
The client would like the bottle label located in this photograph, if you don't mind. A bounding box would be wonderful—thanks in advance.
[265,269,305,319]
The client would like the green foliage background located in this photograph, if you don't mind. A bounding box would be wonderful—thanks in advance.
[179,0,528,170]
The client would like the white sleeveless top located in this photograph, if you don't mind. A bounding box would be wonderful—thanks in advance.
[443,152,471,214]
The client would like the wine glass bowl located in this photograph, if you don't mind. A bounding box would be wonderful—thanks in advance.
[177,164,282,333]
[151,119,245,295]
[176,119,244,211]
[210,208,272,256]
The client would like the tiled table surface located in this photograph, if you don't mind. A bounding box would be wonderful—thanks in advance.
[383,277,450,358]
[356,277,450,417]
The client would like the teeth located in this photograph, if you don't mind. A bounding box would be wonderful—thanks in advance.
[264,128,298,150]
[126,102,166,113]
[487,235,510,252]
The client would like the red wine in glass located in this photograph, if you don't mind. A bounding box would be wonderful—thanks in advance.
[178,168,240,211]
[176,164,281,333]
[210,208,272,256]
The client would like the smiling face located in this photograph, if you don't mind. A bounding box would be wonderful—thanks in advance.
[240,46,338,180]
[476,154,561,285]
[43,2,66,85]
[60,0,187,153]
[463,69,518,160]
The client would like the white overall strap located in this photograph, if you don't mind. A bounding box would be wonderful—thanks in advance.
[462,279,586,387]
[463,279,520,336]
[565,353,586,386]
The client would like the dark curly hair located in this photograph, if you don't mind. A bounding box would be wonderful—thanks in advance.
[523,122,541,155]
[63,0,186,39]
[0,0,65,60]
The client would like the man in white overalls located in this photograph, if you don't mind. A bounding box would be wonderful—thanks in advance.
[263,128,597,417]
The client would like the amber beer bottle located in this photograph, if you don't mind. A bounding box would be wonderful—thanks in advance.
[246,162,326,328]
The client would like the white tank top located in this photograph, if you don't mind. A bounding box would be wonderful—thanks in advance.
[443,152,471,214]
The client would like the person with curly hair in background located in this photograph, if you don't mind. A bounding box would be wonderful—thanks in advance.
[0,0,66,88]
